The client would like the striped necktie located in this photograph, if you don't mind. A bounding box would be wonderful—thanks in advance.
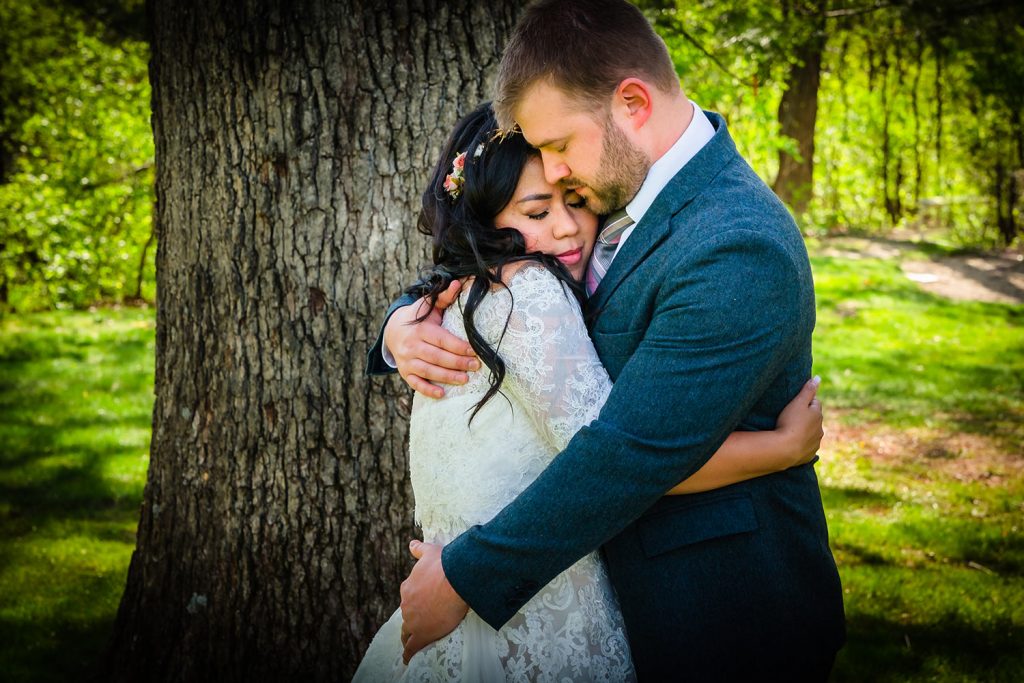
[585,209,634,296]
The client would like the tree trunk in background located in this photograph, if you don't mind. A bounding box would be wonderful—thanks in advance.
[95,1,521,681]
[773,2,827,215]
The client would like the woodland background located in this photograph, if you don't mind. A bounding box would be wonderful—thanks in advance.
[0,0,1021,681]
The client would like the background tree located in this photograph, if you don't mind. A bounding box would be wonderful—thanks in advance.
[642,0,1023,245]
[94,1,522,680]
[771,0,828,214]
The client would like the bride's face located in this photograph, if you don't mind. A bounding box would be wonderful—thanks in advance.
[494,156,599,281]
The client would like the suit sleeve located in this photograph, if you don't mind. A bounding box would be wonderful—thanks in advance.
[441,229,808,629]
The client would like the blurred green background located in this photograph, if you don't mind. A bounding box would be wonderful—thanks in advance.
[0,1,1021,681]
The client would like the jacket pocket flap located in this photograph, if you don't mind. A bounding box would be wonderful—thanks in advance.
[638,494,758,558]
[595,327,645,359]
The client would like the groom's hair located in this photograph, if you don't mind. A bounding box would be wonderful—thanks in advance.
[494,0,678,130]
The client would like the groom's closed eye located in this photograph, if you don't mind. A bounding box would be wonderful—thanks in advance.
[530,135,568,151]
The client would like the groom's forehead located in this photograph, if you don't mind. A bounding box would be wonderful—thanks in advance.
[516,84,599,145]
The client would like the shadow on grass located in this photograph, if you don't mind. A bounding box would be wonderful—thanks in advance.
[817,343,1024,453]
[0,575,123,683]
[0,394,149,512]
[0,319,150,681]
[929,250,1024,304]
[832,542,893,567]
[821,485,900,510]
[833,613,1023,683]
[899,520,1024,577]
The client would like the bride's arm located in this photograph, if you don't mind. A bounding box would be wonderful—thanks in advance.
[666,377,823,495]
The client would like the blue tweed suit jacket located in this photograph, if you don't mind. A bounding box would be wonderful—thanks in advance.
[367,112,845,680]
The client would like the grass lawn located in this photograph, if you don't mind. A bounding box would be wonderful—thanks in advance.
[0,245,1021,681]
[810,246,1024,681]
[0,308,154,682]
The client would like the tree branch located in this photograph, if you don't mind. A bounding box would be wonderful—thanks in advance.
[825,2,898,19]
[671,24,753,87]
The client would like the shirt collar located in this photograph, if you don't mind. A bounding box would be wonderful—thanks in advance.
[624,100,715,225]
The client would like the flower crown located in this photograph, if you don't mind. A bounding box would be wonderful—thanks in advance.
[443,142,486,200]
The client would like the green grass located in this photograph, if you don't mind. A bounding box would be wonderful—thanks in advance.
[813,255,1023,442]
[809,251,1024,681]
[0,308,154,682]
[0,247,1021,681]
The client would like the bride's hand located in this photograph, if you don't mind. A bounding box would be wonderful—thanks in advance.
[775,376,824,467]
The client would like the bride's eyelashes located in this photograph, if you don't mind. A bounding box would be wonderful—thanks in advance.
[528,210,550,220]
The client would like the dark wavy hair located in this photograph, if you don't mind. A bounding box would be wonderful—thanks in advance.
[407,102,585,421]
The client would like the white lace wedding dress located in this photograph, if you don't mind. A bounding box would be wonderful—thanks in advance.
[353,264,635,682]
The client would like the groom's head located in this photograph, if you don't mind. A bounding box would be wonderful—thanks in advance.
[495,0,681,215]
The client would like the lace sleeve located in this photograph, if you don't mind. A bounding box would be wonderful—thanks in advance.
[494,265,612,452]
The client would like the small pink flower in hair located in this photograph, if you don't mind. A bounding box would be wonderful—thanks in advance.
[444,151,468,199]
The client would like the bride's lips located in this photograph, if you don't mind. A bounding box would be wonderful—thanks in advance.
[557,247,583,266]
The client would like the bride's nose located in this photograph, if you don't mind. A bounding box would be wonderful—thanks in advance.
[551,205,580,240]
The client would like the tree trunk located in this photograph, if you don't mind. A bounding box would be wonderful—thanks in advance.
[95,1,521,681]
[772,2,827,215]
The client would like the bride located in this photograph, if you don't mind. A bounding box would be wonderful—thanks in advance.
[355,102,824,682]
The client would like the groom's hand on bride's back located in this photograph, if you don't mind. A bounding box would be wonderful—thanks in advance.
[400,539,469,664]
[384,280,480,398]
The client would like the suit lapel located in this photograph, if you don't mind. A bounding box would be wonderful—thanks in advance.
[587,111,740,315]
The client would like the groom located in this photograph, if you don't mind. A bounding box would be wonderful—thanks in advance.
[367,0,845,679]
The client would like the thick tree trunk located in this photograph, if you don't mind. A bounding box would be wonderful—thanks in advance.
[95,1,521,681]
[772,3,827,215]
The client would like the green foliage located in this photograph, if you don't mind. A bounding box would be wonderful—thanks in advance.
[644,1,793,183]
[0,1,154,312]
[642,0,1024,246]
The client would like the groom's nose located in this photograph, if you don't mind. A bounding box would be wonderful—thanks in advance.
[540,152,571,185]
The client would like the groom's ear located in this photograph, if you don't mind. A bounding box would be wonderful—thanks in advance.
[613,78,654,130]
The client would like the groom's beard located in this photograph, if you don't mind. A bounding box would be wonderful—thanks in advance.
[565,116,649,216]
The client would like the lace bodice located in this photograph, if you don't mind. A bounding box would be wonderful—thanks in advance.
[354,264,633,682]
[408,264,612,544]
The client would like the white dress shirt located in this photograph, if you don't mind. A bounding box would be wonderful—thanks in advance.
[611,100,715,260]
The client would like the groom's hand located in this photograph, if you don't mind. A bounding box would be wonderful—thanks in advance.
[399,540,469,664]
[384,280,480,398]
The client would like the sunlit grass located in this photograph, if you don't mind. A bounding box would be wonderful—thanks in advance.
[0,307,154,682]
[808,250,1024,681]
[812,255,1023,441]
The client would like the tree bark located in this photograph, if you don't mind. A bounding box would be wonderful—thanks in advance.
[95,1,521,681]
[772,2,828,215]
